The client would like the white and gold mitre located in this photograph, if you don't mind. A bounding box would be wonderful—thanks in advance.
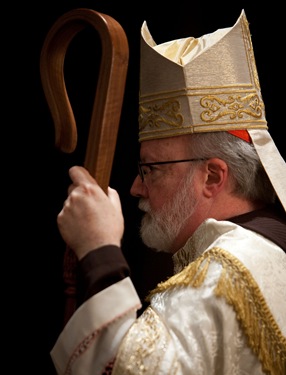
[139,10,266,141]
[139,10,286,211]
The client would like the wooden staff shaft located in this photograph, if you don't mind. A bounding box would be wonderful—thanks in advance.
[40,8,129,325]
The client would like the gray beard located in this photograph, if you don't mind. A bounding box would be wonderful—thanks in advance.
[138,171,197,253]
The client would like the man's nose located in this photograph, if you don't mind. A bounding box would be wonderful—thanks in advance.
[130,174,148,197]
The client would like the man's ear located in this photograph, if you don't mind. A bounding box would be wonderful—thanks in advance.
[203,158,228,198]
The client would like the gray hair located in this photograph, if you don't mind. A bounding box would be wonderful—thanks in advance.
[188,132,276,204]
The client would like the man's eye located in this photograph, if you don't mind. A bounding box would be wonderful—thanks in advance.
[142,165,152,175]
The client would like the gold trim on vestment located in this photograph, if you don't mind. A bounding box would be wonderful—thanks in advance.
[147,247,286,375]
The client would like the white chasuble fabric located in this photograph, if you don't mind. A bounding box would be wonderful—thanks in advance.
[51,219,286,375]
[112,220,286,374]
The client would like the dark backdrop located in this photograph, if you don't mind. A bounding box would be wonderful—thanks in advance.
[9,1,283,373]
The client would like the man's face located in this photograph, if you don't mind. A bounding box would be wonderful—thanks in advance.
[130,135,202,253]
[138,169,198,252]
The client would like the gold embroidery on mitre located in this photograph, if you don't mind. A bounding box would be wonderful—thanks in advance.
[112,306,179,374]
[139,99,183,132]
[147,248,286,375]
[200,93,264,122]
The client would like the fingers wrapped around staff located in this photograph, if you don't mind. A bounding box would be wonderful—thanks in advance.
[58,166,124,260]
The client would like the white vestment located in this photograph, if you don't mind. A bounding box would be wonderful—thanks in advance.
[51,219,286,374]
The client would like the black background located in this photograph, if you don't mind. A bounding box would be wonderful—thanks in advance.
[8,1,283,373]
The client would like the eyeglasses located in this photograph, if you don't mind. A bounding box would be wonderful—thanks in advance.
[138,158,207,182]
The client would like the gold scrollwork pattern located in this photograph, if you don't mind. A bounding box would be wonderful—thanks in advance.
[200,93,264,122]
[139,99,183,131]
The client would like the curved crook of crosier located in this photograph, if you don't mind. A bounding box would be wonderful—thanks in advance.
[40,8,129,192]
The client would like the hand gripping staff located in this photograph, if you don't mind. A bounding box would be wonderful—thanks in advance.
[40,8,129,325]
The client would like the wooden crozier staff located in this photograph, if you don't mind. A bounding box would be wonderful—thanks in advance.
[40,8,129,325]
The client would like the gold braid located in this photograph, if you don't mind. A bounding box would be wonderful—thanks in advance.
[147,247,286,375]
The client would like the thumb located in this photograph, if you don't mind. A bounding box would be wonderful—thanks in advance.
[69,165,96,185]
[107,187,123,214]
